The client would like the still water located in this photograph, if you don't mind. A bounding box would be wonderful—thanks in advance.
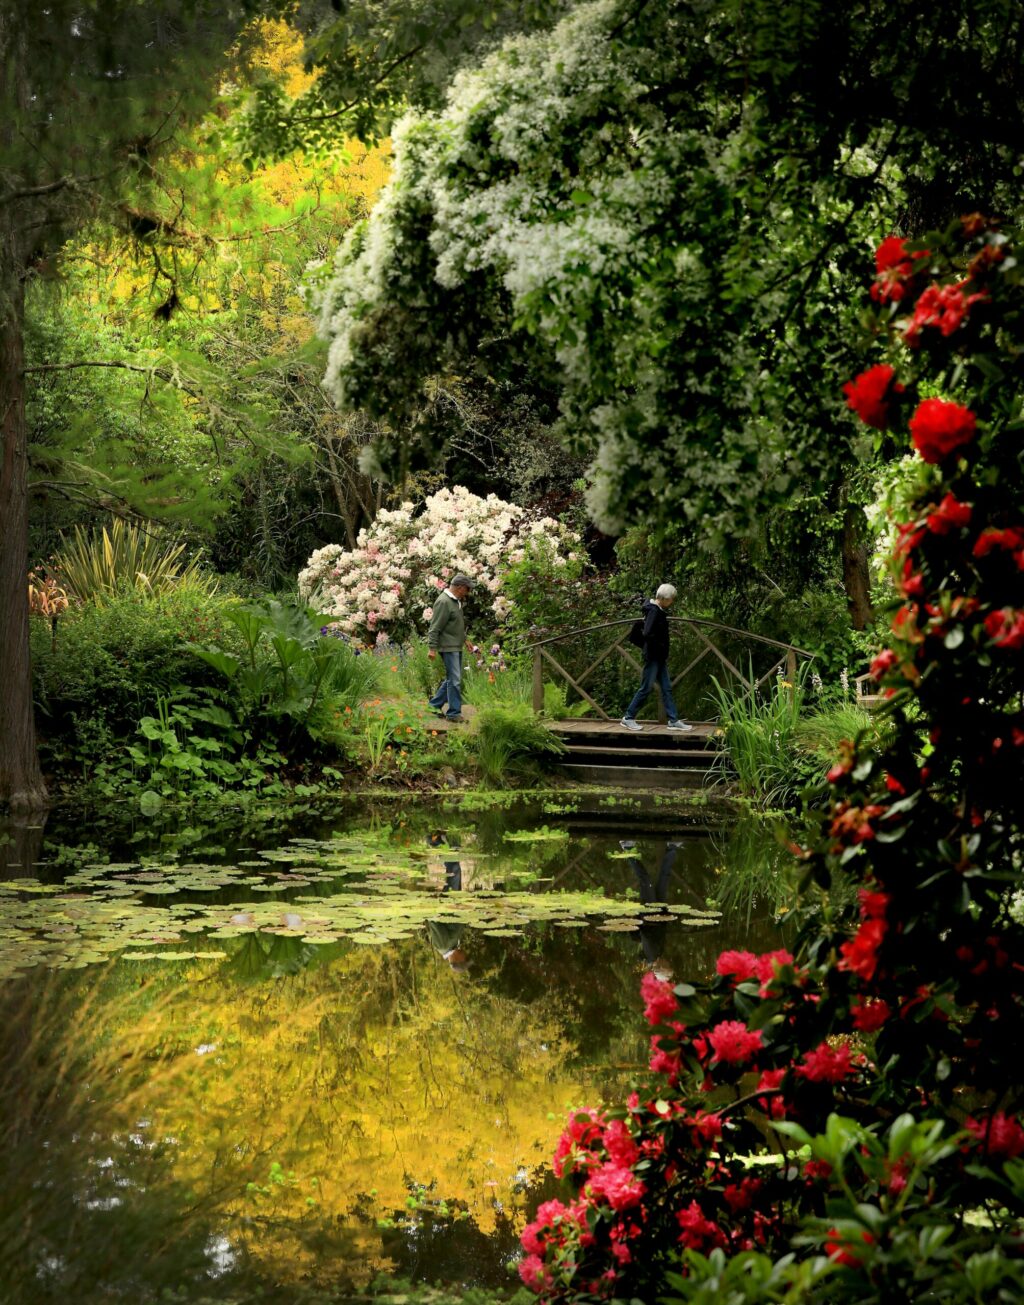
[0,794,792,1302]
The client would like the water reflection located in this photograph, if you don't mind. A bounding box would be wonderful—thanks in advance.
[0,802,795,1299]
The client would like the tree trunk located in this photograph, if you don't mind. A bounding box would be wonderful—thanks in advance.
[0,240,48,811]
[841,502,874,632]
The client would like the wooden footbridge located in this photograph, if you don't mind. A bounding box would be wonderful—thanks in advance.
[527,617,814,788]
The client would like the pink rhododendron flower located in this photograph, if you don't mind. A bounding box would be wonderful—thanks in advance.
[585,1162,646,1211]
[640,970,679,1024]
[796,1040,855,1083]
[715,949,759,983]
[707,1020,763,1065]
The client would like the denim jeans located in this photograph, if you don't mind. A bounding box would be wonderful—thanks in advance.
[624,658,678,722]
[428,650,463,715]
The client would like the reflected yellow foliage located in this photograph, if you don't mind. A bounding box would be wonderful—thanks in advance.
[111,938,597,1286]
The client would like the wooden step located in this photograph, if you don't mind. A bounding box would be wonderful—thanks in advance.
[557,763,717,789]
[563,745,722,767]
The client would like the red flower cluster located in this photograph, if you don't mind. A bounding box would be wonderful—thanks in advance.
[870,236,928,304]
[973,527,1024,565]
[927,493,972,535]
[851,997,892,1032]
[676,1200,726,1250]
[966,1112,1024,1159]
[842,363,903,428]
[985,607,1024,650]
[715,948,794,991]
[796,1040,856,1083]
[909,397,977,464]
[839,918,887,981]
[826,1228,875,1268]
[904,280,988,344]
[829,801,886,845]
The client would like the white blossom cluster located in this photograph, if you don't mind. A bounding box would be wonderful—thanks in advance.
[297,485,580,642]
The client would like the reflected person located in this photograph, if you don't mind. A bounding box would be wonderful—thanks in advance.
[426,832,469,972]
[620,839,681,981]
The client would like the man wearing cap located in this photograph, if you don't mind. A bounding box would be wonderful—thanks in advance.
[426,574,475,723]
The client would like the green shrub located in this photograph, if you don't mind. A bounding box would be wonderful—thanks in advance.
[472,702,566,783]
[31,585,239,759]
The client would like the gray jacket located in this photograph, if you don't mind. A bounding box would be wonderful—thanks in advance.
[427,591,467,651]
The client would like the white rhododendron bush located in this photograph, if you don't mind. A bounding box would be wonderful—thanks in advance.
[298,485,580,643]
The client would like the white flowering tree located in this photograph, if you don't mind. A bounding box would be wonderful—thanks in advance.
[304,0,1024,636]
[298,485,580,643]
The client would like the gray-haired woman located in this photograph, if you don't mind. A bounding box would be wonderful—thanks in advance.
[621,584,693,732]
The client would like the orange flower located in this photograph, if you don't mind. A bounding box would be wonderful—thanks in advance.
[344,707,352,715]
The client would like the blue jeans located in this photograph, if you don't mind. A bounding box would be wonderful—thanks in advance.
[624,659,678,722]
[428,651,463,716]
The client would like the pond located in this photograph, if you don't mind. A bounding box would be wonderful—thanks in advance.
[0,794,792,1302]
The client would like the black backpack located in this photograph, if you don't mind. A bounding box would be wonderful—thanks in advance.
[627,617,645,648]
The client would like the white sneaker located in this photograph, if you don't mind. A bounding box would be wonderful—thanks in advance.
[620,717,643,732]
[667,719,694,731]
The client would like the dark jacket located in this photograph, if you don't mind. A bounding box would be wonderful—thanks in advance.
[427,591,467,651]
[640,600,670,664]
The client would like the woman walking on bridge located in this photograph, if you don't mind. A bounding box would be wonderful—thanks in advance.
[620,585,693,732]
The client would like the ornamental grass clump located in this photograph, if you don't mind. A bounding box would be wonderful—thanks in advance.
[518,220,1024,1303]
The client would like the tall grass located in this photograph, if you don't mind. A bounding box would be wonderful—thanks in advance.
[473,702,567,783]
[708,671,805,808]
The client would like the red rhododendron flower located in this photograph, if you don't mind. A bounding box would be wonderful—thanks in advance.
[754,949,794,983]
[797,1040,855,1083]
[973,526,1024,558]
[756,1068,786,1119]
[909,397,977,464]
[804,1159,833,1181]
[676,1200,725,1250]
[707,1020,763,1065]
[839,918,887,980]
[723,1177,762,1211]
[830,802,885,845]
[985,608,1024,650]
[966,1112,1024,1158]
[715,949,759,983]
[842,364,904,428]
[927,493,972,534]
[851,997,892,1032]
[870,236,927,303]
[640,970,679,1025]
[904,280,988,343]
[858,889,890,919]
[585,1162,646,1212]
[689,1109,723,1146]
[826,1228,875,1267]
[870,648,898,680]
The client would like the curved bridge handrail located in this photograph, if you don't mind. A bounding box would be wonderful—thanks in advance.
[524,616,815,660]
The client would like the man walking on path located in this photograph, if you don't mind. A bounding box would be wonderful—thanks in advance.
[621,584,694,732]
[427,574,475,723]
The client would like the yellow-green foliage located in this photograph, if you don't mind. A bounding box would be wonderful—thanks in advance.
[53,517,216,604]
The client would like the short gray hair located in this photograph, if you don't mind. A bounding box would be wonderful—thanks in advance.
[655,584,677,601]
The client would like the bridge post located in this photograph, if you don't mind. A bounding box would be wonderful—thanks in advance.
[787,648,797,705]
[533,647,544,712]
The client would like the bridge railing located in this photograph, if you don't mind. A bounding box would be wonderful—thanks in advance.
[525,617,815,722]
